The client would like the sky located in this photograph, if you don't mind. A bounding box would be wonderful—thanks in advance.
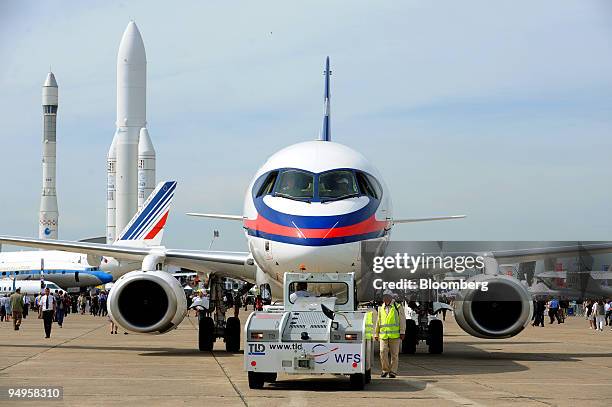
[1,0,612,252]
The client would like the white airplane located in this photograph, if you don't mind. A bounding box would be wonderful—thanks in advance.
[3,58,612,353]
[0,181,176,289]
[0,279,62,296]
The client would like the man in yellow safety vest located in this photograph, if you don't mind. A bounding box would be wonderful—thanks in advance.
[374,289,406,378]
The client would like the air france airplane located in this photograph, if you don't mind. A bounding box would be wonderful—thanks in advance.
[4,57,603,353]
[0,181,176,290]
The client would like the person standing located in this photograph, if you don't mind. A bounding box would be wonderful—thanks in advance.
[0,294,7,322]
[4,293,12,322]
[374,290,406,378]
[548,297,560,324]
[79,294,87,315]
[99,292,108,317]
[594,299,606,331]
[54,290,65,327]
[532,298,543,327]
[9,288,24,330]
[22,294,30,319]
[39,287,56,338]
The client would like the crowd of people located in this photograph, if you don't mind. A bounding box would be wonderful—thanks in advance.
[583,299,612,331]
[0,288,114,338]
[531,297,612,332]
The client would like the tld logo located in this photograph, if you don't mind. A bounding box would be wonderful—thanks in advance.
[248,343,265,355]
[334,353,361,363]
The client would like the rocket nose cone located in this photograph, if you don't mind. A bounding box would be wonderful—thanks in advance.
[118,21,146,64]
[44,72,57,87]
[138,127,155,155]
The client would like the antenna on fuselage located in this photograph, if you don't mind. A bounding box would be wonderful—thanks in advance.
[319,56,332,141]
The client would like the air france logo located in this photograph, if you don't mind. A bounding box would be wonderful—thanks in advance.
[311,344,339,364]
[248,343,265,356]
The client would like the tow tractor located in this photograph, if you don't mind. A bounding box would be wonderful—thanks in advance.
[244,272,373,390]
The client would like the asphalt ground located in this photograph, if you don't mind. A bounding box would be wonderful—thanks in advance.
[0,310,610,406]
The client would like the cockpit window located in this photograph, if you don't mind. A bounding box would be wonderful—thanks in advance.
[356,171,380,199]
[273,169,314,201]
[256,171,278,197]
[318,170,359,202]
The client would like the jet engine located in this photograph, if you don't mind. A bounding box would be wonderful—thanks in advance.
[108,270,187,334]
[454,274,533,339]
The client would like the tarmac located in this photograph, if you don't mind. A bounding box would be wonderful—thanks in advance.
[0,311,610,406]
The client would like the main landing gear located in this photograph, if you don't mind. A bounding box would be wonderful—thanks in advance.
[197,274,245,352]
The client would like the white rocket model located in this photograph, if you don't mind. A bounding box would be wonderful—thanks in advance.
[137,128,155,210]
[107,21,156,243]
[39,72,59,240]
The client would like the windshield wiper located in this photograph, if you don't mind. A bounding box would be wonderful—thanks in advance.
[321,193,360,203]
[273,192,311,203]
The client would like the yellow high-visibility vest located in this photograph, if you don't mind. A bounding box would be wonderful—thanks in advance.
[378,303,400,339]
[364,311,374,339]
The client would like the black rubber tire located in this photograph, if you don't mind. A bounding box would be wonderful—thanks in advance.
[402,319,417,354]
[225,317,241,352]
[365,368,371,384]
[428,319,443,354]
[349,373,366,390]
[198,316,215,351]
[248,371,265,389]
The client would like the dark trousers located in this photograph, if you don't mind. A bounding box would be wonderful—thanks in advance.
[549,308,560,324]
[42,310,54,337]
[23,304,28,318]
[56,308,64,326]
[534,312,545,326]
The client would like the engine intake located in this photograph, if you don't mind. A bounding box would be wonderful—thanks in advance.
[454,274,532,339]
[108,270,187,334]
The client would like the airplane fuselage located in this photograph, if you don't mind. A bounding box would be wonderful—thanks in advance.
[241,141,393,296]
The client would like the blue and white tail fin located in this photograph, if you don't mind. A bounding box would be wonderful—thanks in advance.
[319,56,331,141]
[115,181,177,247]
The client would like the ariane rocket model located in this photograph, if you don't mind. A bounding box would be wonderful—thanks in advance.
[40,72,59,240]
[107,21,156,243]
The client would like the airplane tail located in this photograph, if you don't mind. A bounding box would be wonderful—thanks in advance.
[114,181,177,247]
[319,56,331,141]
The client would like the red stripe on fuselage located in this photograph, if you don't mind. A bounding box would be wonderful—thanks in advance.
[144,211,169,240]
[243,214,389,239]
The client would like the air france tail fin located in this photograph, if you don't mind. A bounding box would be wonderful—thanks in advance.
[115,181,177,247]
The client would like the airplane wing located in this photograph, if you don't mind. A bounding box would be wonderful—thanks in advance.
[393,215,466,224]
[486,242,612,264]
[0,235,255,282]
[186,213,243,221]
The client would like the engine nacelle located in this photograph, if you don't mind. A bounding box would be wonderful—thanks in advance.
[454,274,533,339]
[108,270,187,334]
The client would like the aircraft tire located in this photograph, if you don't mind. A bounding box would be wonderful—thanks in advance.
[428,319,443,354]
[225,317,241,352]
[199,316,215,351]
[402,319,417,354]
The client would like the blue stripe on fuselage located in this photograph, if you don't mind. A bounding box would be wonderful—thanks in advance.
[246,228,386,246]
[3,269,113,284]
[252,196,380,229]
